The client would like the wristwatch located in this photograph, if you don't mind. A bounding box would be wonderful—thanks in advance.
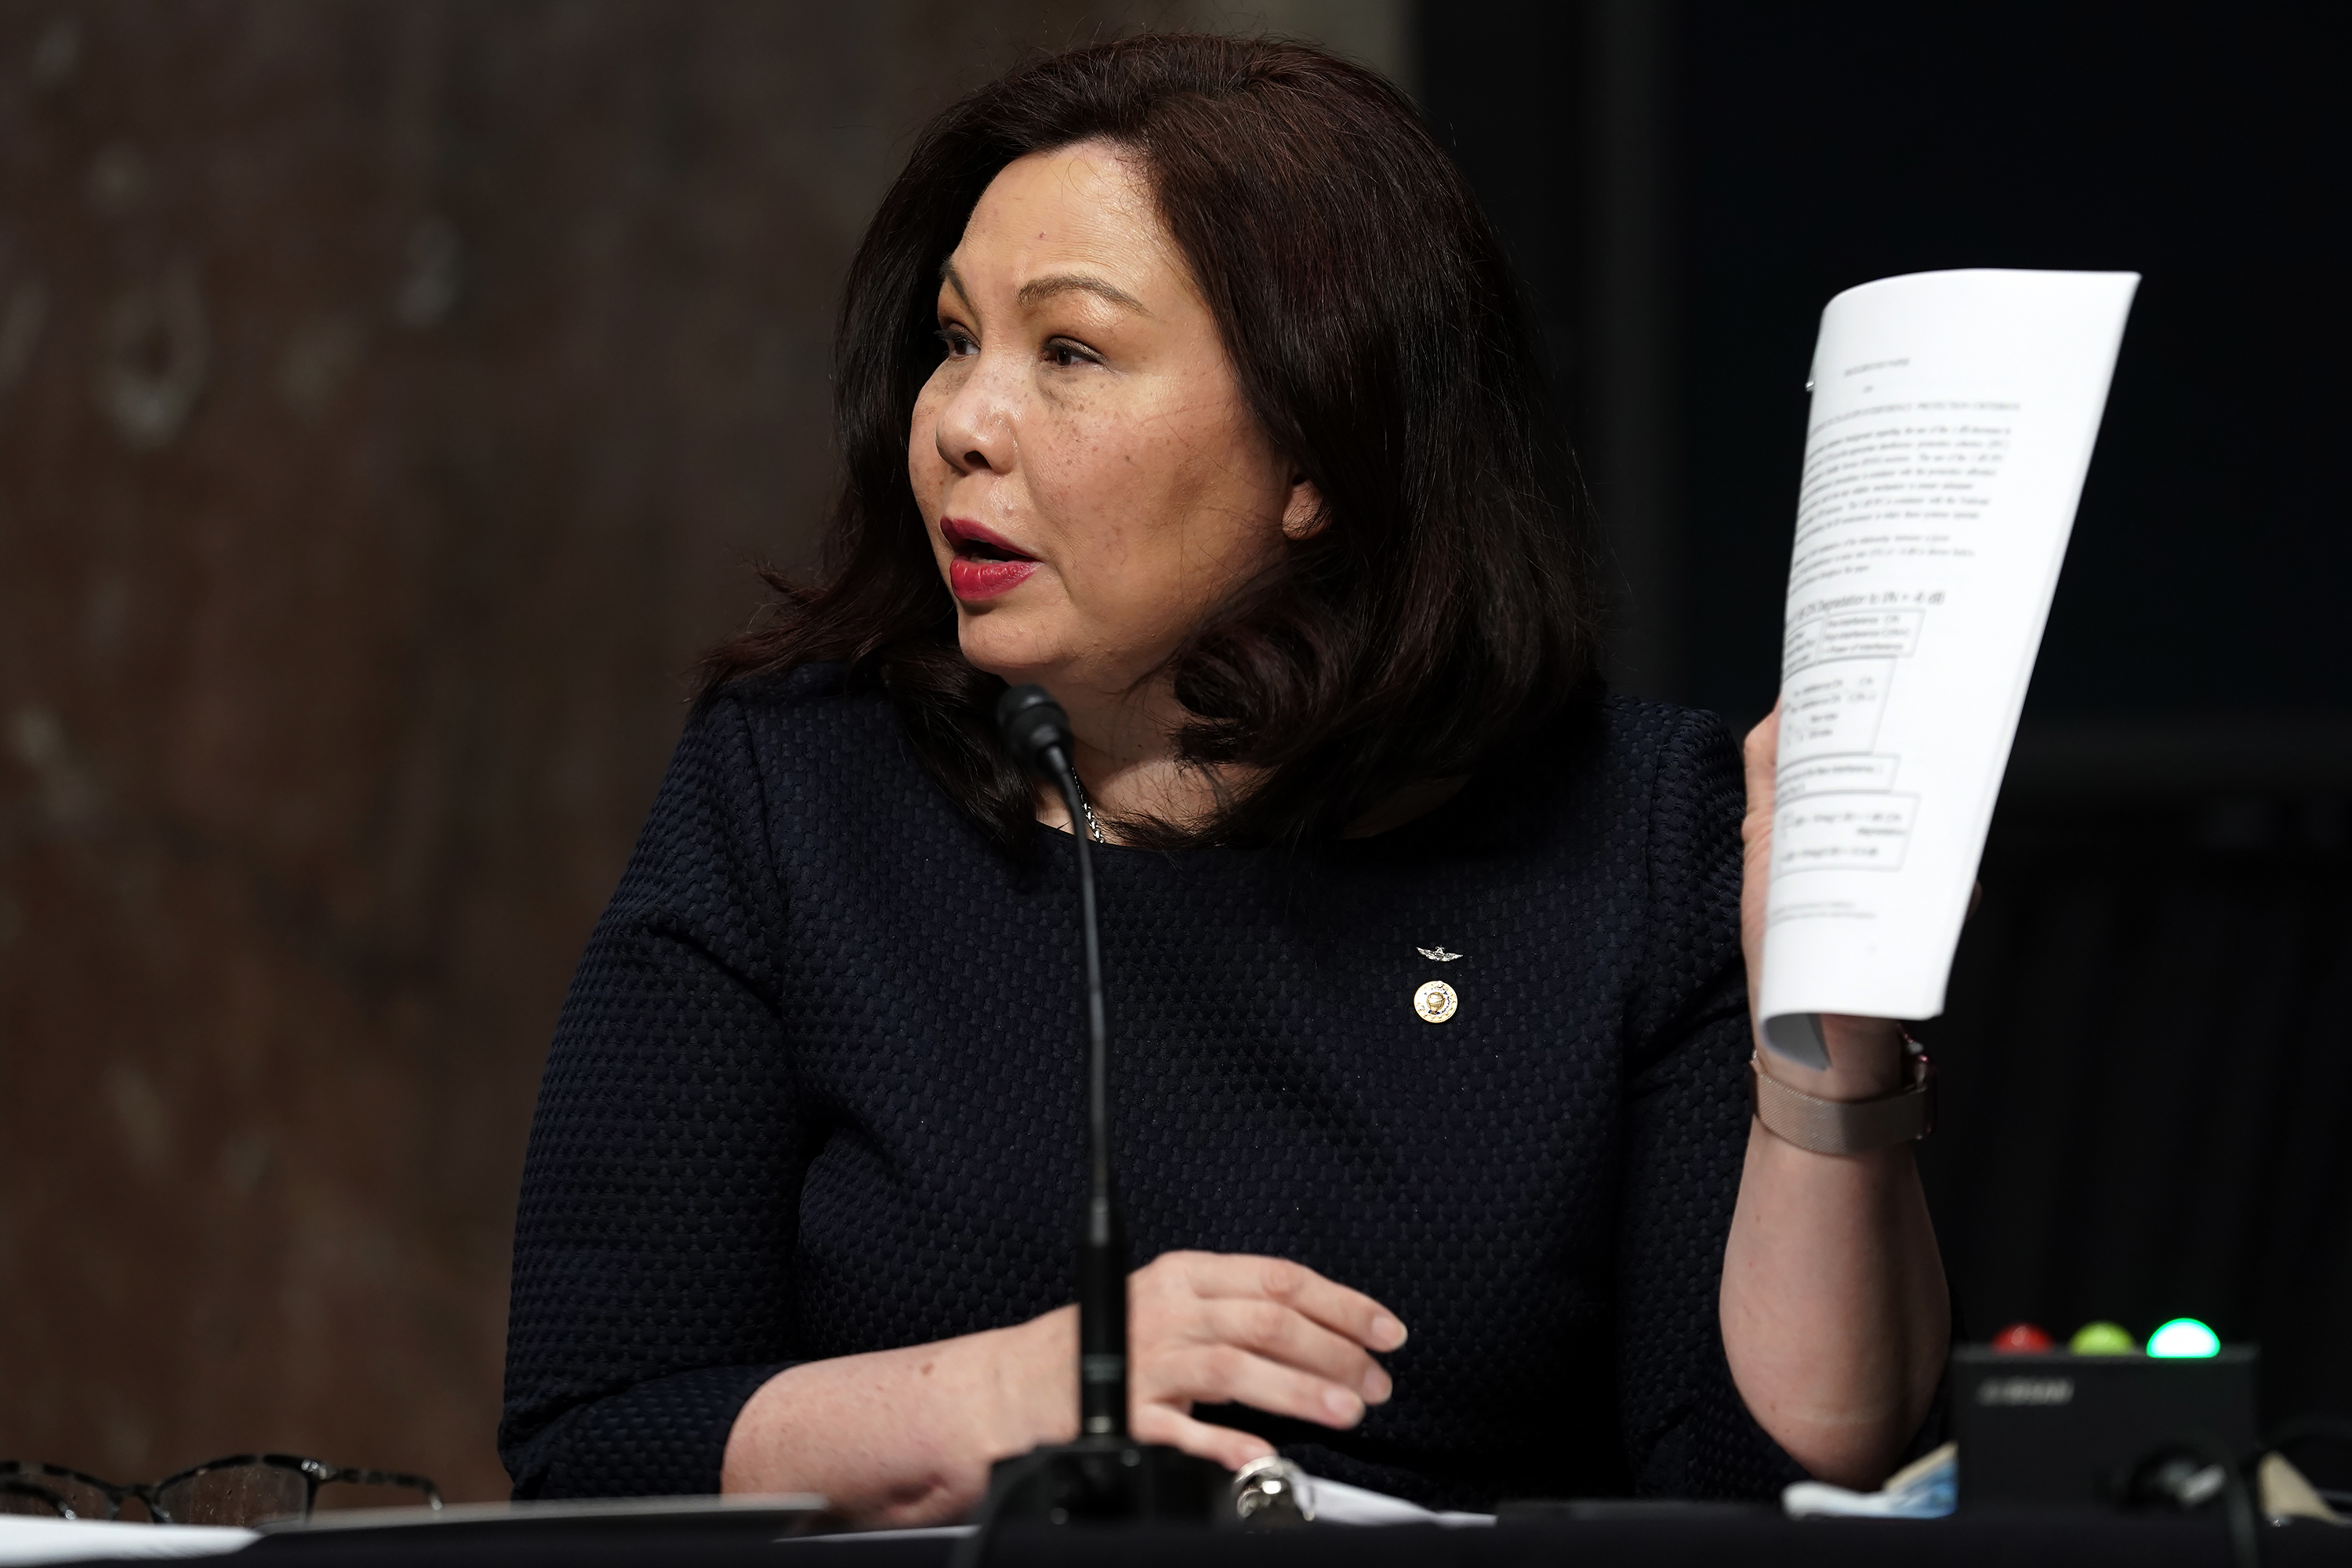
[1750,1037,1936,1155]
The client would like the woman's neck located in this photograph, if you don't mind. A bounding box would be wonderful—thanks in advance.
[1029,677,1467,844]
[1040,676,1232,840]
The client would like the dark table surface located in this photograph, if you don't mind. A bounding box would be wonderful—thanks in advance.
[136,1510,2349,1568]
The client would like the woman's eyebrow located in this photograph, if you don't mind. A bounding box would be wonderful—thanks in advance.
[939,263,976,312]
[935,262,1149,317]
[1016,273,1149,314]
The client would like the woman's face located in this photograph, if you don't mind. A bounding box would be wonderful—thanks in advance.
[909,140,1313,716]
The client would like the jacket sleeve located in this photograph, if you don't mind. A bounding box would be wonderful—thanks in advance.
[499,695,806,1497]
[1612,707,1810,1498]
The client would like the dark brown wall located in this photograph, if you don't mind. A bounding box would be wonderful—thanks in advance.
[0,0,1406,1503]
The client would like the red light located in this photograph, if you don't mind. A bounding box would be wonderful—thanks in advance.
[1991,1322,2055,1353]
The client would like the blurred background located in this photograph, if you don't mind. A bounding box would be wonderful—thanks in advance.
[1,0,2345,1506]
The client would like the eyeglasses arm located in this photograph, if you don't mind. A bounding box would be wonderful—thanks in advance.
[314,1465,444,1510]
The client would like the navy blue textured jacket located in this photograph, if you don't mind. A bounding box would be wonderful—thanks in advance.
[499,665,1806,1509]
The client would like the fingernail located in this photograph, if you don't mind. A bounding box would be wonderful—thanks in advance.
[1370,1314,1407,1350]
[1323,1386,1362,1422]
[1361,1367,1392,1403]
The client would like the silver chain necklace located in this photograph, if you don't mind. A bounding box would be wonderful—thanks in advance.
[1072,777,1106,844]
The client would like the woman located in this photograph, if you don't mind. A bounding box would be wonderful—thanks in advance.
[500,34,1947,1521]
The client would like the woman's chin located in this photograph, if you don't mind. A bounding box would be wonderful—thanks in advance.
[956,618,1069,688]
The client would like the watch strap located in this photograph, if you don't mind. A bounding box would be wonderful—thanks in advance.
[1750,1047,1936,1155]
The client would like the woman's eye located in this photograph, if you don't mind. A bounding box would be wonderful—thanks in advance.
[935,327,977,358]
[1045,339,1097,369]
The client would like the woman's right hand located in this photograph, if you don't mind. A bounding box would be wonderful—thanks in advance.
[724,1250,1405,1525]
[1119,1250,1406,1468]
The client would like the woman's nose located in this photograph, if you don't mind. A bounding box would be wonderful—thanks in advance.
[933,362,1014,476]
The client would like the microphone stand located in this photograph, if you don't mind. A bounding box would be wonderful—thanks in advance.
[955,688,1228,1559]
[1062,754,1131,1445]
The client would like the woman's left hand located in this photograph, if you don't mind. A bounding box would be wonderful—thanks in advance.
[1722,702,1950,1490]
[1737,702,1904,1095]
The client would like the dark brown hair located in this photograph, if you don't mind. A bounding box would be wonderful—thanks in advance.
[702,31,1602,852]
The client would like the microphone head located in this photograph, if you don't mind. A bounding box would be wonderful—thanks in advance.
[996,684,1074,779]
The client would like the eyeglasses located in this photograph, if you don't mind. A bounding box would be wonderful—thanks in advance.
[0,1455,442,1527]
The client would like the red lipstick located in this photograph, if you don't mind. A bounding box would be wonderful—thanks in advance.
[942,517,1040,601]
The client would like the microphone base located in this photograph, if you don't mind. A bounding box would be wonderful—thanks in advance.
[979,1436,1229,1526]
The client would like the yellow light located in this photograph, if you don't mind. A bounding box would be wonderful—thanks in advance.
[2070,1321,2137,1355]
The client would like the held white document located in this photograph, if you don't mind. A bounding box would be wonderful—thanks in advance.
[1758,269,2139,1068]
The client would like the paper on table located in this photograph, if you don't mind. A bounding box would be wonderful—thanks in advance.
[0,1515,254,1564]
[1301,1475,1494,1528]
[1758,269,2138,1067]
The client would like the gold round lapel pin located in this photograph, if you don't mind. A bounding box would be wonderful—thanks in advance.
[1413,980,1457,1024]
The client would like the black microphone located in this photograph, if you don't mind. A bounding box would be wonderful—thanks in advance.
[996,684,1077,788]
[992,683,1127,1440]
[949,685,1227,1559]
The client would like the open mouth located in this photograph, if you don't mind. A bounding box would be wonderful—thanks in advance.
[942,518,1040,601]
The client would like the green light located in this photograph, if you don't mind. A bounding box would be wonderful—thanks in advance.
[2147,1318,2220,1358]
[2070,1320,2137,1355]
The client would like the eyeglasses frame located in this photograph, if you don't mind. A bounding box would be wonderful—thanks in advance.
[0,1455,443,1524]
